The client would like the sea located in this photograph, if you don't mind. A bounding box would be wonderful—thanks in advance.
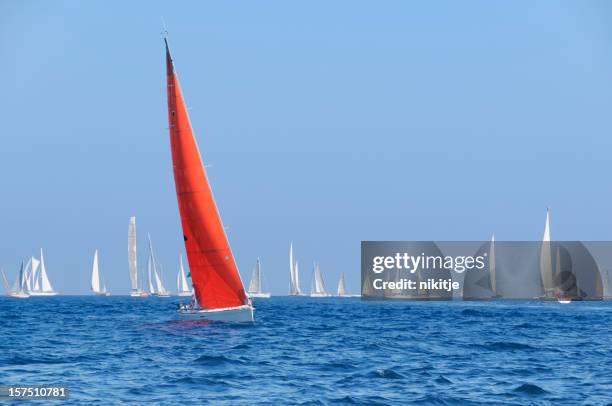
[1,296,611,405]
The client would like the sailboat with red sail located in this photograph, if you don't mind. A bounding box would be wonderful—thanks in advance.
[165,36,254,322]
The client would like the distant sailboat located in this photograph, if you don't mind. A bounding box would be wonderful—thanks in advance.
[128,217,148,297]
[336,272,347,297]
[176,254,192,296]
[248,258,271,298]
[28,249,58,296]
[289,242,302,296]
[147,235,170,297]
[4,263,30,298]
[91,250,110,296]
[164,36,253,322]
[311,262,331,297]
[540,208,555,299]
[489,234,500,298]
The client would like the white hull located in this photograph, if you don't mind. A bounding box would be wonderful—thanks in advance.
[558,299,571,304]
[310,293,332,298]
[177,292,192,297]
[28,291,58,296]
[129,290,149,297]
[7,292,30,299]
[178,304,255,322]
[94,292,111,296]
[248,292,271,298]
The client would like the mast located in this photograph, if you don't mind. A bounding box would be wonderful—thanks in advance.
[489,235,496,295]
[128,216,138,290]
[164,37,247,309]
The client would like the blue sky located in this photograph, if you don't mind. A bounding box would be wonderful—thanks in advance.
[1,1,612,295]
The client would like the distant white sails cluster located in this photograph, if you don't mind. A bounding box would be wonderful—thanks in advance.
[1,217,356,299]
[1,249,58,298]
[289,242,356,298]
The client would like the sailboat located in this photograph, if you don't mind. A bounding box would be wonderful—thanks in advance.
[164,37,253,321]
[248,258,271,299]
[4,263,30,298]
[28,249,58,296]
[289,242,302,296]
[311,262,331,297]
[128,216,148,297]
[489,234,501,298]
[176,254,192,296]
[91,250,110,296]
[540,208,556,300]
[336,272,347,297]
[147,235,170,297]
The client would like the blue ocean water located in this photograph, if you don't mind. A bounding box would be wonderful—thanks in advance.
[1,297,611,405]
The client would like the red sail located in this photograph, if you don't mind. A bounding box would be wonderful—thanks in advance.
[165,39,247,309]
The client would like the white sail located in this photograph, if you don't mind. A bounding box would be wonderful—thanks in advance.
[177,254,190,293]
[147,235,167,295]
[337,272,346,296]
[248,258,262,294]
[31,257,40,291]
[1,269,10,294]
[39,249,54,293]
[147,242,156,294]
[128,217,138,290]
[23,258,32,292]
[91,249,101,293]
[312,263,328,296]
[489,234,496,295]
[156,264,168,295]
[540,208,554,297]
[294,261,301,295]
[289,243,296,294]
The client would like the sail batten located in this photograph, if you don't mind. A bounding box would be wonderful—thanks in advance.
[165,40,247,309]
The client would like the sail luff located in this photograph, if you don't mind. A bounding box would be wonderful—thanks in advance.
[165,39,247,309]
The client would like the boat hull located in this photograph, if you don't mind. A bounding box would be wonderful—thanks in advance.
[129,290,149,297]
[310,293,332,298]
[177,292,193,297]
[7,292,30,299]
[177,304,255,322]
[94,292,111,296]
[248,292,271,298]
[29,291,58,296]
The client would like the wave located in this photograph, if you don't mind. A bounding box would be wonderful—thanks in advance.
[193,354,245,366]
[513,383,548,395]
[474,341,534,351]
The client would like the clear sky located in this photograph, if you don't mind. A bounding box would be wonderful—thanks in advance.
[1,1,612,295]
